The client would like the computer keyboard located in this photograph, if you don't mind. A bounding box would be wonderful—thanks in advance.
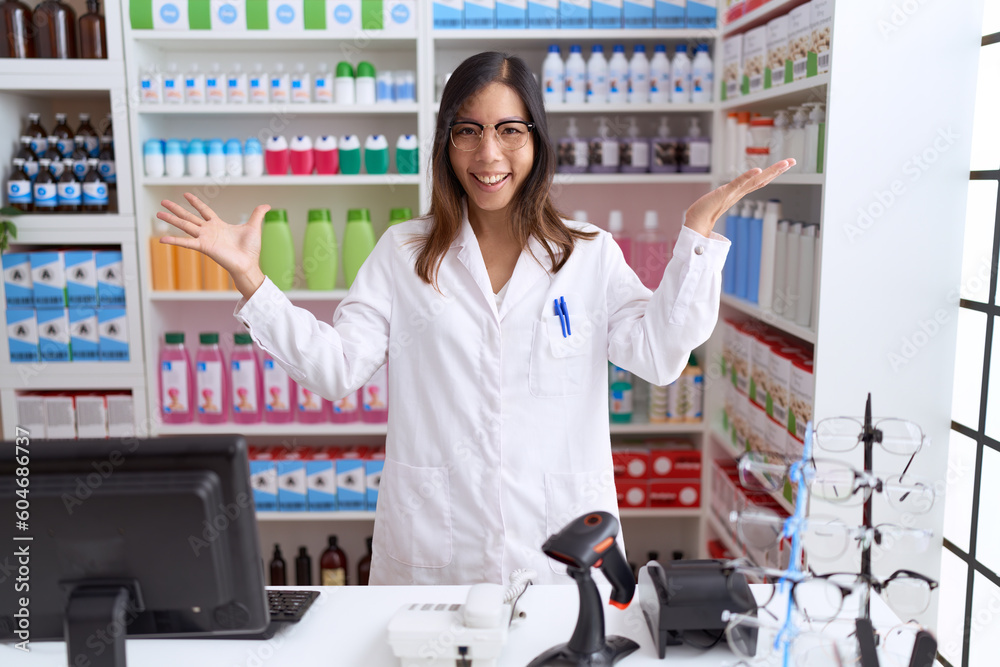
[202,589,320,640]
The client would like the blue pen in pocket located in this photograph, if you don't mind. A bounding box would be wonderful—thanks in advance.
[559,296,572,336]
[554,298,567,337]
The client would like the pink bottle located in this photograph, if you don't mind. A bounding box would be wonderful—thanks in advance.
[289,135,314,175]
[633,210,672,290]
[607,210,633,268]
[314,135,339,174]
[264,135,289,175]
[331,388,360,423]
[263,351,296,424]
[159,332,195,424]
[230,333,263,424]
[361,364,388,424]
[296,384,329,424]
[195,332,228,424]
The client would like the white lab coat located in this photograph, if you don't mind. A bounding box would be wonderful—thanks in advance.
[235,211,729,586]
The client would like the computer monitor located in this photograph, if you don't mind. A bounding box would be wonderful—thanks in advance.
[0,434,269,666]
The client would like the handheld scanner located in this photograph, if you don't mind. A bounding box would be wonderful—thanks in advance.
[541,511,636,609]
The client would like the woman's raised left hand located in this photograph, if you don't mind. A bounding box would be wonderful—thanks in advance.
[683,159,796,238]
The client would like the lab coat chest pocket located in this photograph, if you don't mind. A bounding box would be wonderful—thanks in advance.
[528,296,596,398]
[381,459,453,569]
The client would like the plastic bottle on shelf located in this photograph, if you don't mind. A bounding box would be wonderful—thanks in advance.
[314,135,339,174]
[771,109,789,164]
[7,158,32,211]
[225,139,242,177]
[163,63,184,104]
[607,210,632,266]
[356,62,376,105]
[627,45,650,104]
[78,0,105,58]
[723,112,738,176]
[389,208,412,226]
[52,113,74,157]
[332,388,360,423]
[648,381,668,423]
[796,224,817,328]
[588,116,619,174]
[269,545,286,586]
[263,351,295,424]
[227,63,248,103]
[78,113,99,157]
[620,117,650,174]
[243,138,264,177]
[203,250,230,290]
[679,118,710,173]
[259,209,296,290]
[0,0,34,58]
[772,220,790,316]
[250,63,270,103]
[315,62,333,103]
[361,365,388,423]
[320,536,348,585]
[607,45,628,104]
[33,0,76,59]
[139,65,163,103]
[174,230,202,290]
[264,135,290,175]
[291,62,312,103]
[669,45,691,104]
[542,44,565,104]
[733,200,754,299]
[336,62,355,104]
[678,353,703,422]
[289,135,315,175]
[735,111,750,174]
[377,70,396,103]
[609,365,633,424]
[206,139,226,178]
[357,537,373,585]
[150,219,177,290]
[721,205,738,294]
[563,45,586,105]
[159,332,194,424]
[650,117,677,173]
[690,43,714,104]
[585,45,608,104]
[57,158,80,212]
[195,332,228,424]
[205,62,225,103]
[342,208,376,288]
[803,102,825,174]
[364,135,389,175]
[81,158,108,212]
[338,134,362,175]
[758,199,781,311]
[556,117,588,174]
[396,134,418,175]
[649,44,670,104]
[25,113,48,156]
[270,63,290,104]
[783,221,802,320]
[297,385,328,423]
[633,210,671,290]
[231,333,263,424]
[184,64,206,104]
[785,106,808,174]
[302,208,337,290]
[32,159,58,212]
[746,201,765,304]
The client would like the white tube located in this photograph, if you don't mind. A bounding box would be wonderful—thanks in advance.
[783,222,802,322]
[796,224,817,328]
[772,220,789,317]
[758,199,781,312]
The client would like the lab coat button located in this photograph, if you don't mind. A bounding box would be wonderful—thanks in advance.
[694,246,705,256]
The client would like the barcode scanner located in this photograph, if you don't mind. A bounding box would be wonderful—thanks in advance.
[527,511,640,666]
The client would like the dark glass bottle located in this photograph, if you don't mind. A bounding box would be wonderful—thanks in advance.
[295,546,312,586]
[6,158,33,212]
[357,537,373,586]
[44,142,64,177]
[24,113,48,156]
[269,544,287,586]
[81,157,107,213]
[319,535,347,586]
[76,112,98,157]
[0,0,34,58]
[57,158,80,212]
[32,159,58,212]
[78,0,105,59]
[98,135,115,190]
[15,136,39,182]
[33,0,76,59]
[52,113,74,157]
[70,135,89,180]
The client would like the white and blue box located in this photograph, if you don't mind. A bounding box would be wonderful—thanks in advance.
[306,455,337,511]
[3,253,33,308]
[152,0,189,29]
[7,309,38,363]
[559,0,589,28]
[365,457,384,510]
[268,0,305,30]
[64,250,98,308]
[98,308,129,362]
[433,0,463,29]
[528,0,558,28]
[250,456,278,512]
[465,0,495,28]
[654,0,683,28]
[496,0,526,27]
[210,0,246,30]
[69,308,99,362]
[382,0,417,34]
[95,250,125,307]
[37,308,70,362]
[277,459,307,511]
[336,456,367,511]
[686,0,715,28]
[591,0,622,28]
[623,0,653,28]
[31,251,65,308]
[327,0,361,35]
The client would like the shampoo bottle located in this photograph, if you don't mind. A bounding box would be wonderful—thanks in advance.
[589,116,619,174]
[297,386,329,423]
[259,208,296,290]
[289,135,315,175]
[633,210,670,289]
[649,44,670,104]
[361,364,388,423]
[315,135,339,174]
[159,332,194,423]
[342,208,376,287]
[758,199,781,311]
[231,333,262,424]
[339,134,362,174]
[195,332,228,424]
[263,352,295,424]
[619,116,650,173]
[585,44,608,104]
[721,205,739,294]
[332,388,360,423]
[542,44,565,104]
[747,201,765,304]
[607,210,632,266]
[364,134,389,174]
[650,117,677,173]
[396,134,418,175]
[556,117,588,173]
[679,118,710,173]
[733,201,754,300]
[302,208,337,290]
[563,44,586,104]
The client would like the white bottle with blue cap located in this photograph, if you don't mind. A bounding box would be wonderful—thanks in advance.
[244,138,264,177]
[207,139,226,178]
[586,45,608,104]
[627,45,650,104]
[691,43,714,104]
[608,44,629,104]
[649,45,670,104]
[164,140,185,177]
[564,45,586,104]
[670,45,692,104]
[225,139,243,177]
[542,44,564,105]
[186,139,207,178]
[144,139,165,177]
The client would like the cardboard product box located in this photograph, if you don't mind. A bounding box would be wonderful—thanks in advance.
[45,394,77,439]
[527,0,558,28]
[788,2,812,81]
[733,321,754,396]
[433,0,464,28]
[64,250,98,308]
[496,0,526,27]
[723,0,742,24]
[591,0,622,28]
[648,479,700,508]
[381,0,417,33]
[267,0,304,30]
[7,309,38,363]
[151,0,190,29]
[465,0,496,28]
[750,330,785,408]
[106,394,135,437]
[559,0,589,28]
[654,0,684,29]
[612,447,649,479]
[31,251,66,309]
[616,479,647,508]
[209,0,246,29]
[75,394,109,439]
[788,353,813,441]
[366,449,385,510]
[68,308,99,362]
[95,251,125,307]
[37,308,70,362]
[722,34,742,101]
[327,0,361,34]
[3,252,33,308]
[766,15,789,88]
[15,394,46,438]
[733,392,750,453]
[306,449,337,512]
[623,0,653,28]
[685,0,715,28]
[98,308,129,362]
[249,448,278,512]
[748,400,770,454]
[743,24,767,94]
[810,0,832,74]
[277,449,309,512]
[336,450,368,511]
[647,445,701,479]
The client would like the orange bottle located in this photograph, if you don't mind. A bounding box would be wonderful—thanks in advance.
[150,223,177,291]
[202,255,230,291]
[175,244,203,291]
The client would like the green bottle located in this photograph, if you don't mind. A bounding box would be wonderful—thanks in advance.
[259,209,295,291]
[388,207,412,226]
[342,208,376,288]
[302,208,337,290]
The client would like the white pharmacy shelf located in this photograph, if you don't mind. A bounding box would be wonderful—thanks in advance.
[149,289,350,302]
[770,173,824,186]
[719,73,830,111]
[620,507,702,519]
[10,214,137,235]
[720,294,817,344]
[553,172,714,186]
[432,29,719,47]
[141,174,422,186]
[544,102,715,114]
[0,365,146,391]
[609,419,703,435]
[723,0,809,35]
[130,31,417,49]
[155,422,390,436]
[136,103,420,115]
[0,59,125,92]
[707,510,746,559]
[710,427,795,515]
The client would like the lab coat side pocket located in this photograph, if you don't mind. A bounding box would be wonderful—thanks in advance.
[544,470,619,575]
[381,459,453,569]
[528,315,591,398]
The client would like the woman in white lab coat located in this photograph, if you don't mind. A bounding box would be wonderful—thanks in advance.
[158,52,793,586]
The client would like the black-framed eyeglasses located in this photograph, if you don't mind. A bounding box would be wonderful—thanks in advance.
[449,120,535,151]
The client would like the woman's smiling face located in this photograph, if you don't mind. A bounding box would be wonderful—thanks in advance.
[448,82,536,223]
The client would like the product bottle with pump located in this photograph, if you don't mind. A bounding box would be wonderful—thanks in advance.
[319,536,348,586]
[649,44,670,104]
[679,118,710,173]
[563,45,586,104]
[338,134,362,174]
[586,45,609,104]
[81,158,108,212]
[1,0,34,58]
[195,332,228,424]
[679,353,704,422]
[771,109,789,164]
[342,208,376,288]
[542,44,565,104]
[803,102,825,174]
[33,0,76,58]
[607,210,632,266]
[315,62,333,103]
[250,63,270,103]
[270,63,290,104]
[231,333,262,424]
[150,219,177,290]
[302,208,337,290]
[650,117,677,173]
[269,544,287,586]
[78,0,105,59]
[184,64,206,103]
[785,106,808,174]
[57,158,80,212]
[295,546,312,586]
[263,351,295,423]
[609,365,633,424]
[160,332,195,422]
[163,63,184,104]
[25,113,48,156]
[259,209,295,290]
[669,45,692,104]
[205,62,225,103]
[357,537,373,585]
[627,44,650,104]
[633,210,671,289]
[758,199,782,311]
[227,63,248,103]
[396,134,418,175]
[608,44,629,104]
[556,117,588,174]
[32,159,58,212]
[620,116,650,173]
[747,201,765,304]
[363,134,389,174]
[733,201,754,299]
[589,116,619,173]
[292,63,312,103]
[361,364,388,423]
[7,158,33,211]
[52,113,74,157]
[690,43,713,103]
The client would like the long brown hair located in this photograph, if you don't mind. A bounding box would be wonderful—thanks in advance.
[416,51,598,288]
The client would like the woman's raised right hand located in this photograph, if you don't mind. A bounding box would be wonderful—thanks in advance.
[158,193,270,299]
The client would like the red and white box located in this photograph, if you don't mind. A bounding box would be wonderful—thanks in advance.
[616,480,648,508]
[612,447,650,479]
[647,445,702,479]
[648,479,700,508]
